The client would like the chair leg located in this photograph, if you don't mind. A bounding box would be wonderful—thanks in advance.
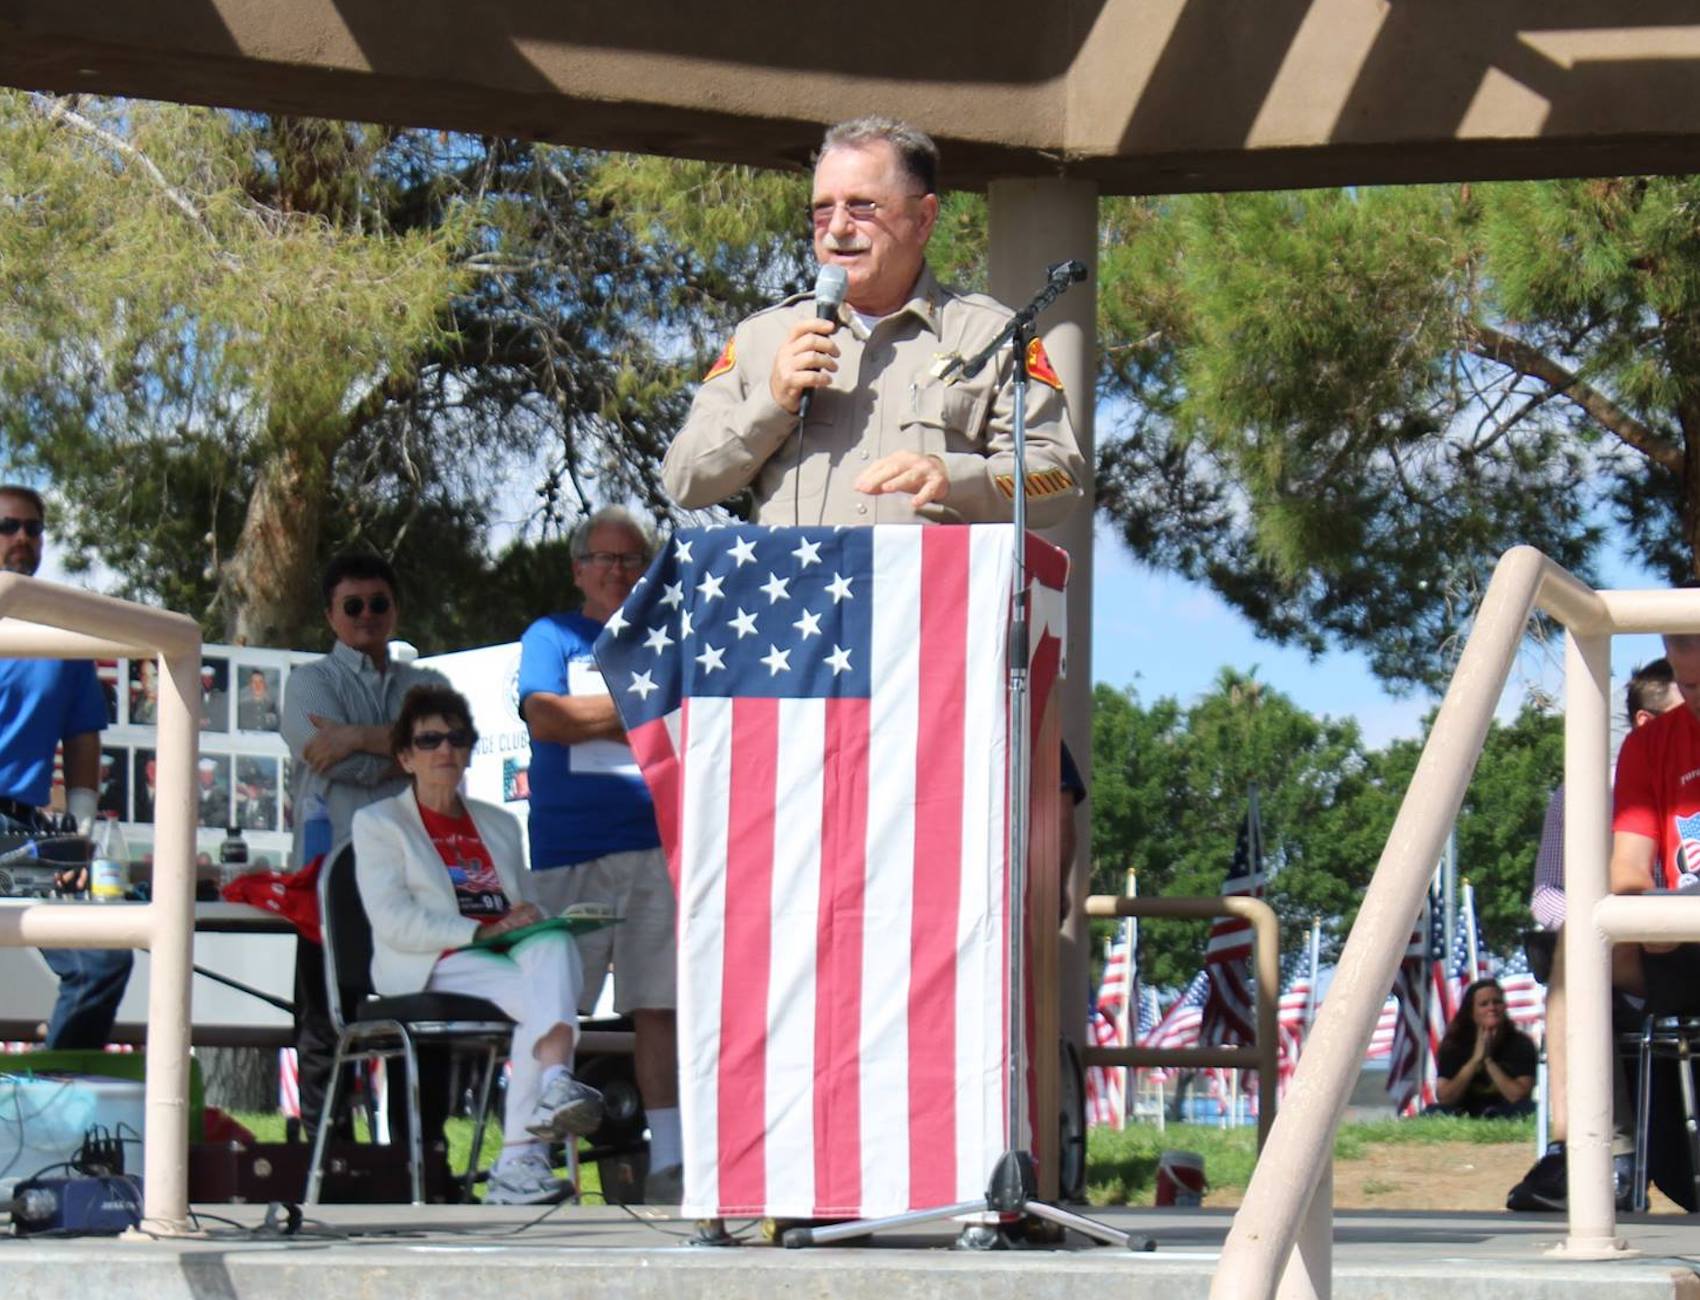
[306,1039,352,1206]
[1635,1020,1654,1213]
[463,1044,501,1202]
[1678,1037,1700,1212]
[399,1030,427,1206]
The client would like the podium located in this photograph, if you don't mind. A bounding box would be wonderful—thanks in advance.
[596,524,1068,1221]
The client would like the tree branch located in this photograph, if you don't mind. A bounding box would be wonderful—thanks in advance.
[1467,321,1683,472]
[30,94,209,233]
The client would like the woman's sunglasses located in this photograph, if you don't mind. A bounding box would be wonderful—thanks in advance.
[411,729,476,751]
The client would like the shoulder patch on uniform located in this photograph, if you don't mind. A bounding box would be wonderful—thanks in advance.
[704,337,736,382]
[1026,338,1064,391]
[995,468,1077,500]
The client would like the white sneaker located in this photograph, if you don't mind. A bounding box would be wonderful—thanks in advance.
[484,1150,572,1206]
[524,1074,605,1142]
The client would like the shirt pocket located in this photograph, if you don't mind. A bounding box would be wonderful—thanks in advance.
[901,380,988,456]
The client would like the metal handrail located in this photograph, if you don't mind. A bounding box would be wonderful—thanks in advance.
[1213,546,1619,1298]
[0,573,200,1235]
[1083,894,1280,1147]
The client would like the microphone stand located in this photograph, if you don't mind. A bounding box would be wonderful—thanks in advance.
[785,262,1150,1254]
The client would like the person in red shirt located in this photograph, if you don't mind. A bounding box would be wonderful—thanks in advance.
[1510,633,1700,1210]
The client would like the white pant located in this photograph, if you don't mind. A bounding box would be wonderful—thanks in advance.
[425,928,582,1147]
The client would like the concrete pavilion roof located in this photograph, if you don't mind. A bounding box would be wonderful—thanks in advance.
[5,1,1700,193]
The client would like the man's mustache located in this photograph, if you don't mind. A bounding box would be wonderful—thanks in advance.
[820,231,870,255]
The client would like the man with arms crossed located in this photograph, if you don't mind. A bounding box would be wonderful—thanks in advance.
[519,507,680,1203]
[282,552,449,1140]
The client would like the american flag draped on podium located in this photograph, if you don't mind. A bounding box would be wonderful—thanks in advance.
[595,524,1069,1220]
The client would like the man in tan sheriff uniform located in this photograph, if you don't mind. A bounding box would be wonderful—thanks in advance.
[662,116,1085,527]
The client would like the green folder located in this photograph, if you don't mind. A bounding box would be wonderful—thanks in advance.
[455,912,620,956]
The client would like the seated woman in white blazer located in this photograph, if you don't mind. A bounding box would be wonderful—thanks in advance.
[352,683,603,1207]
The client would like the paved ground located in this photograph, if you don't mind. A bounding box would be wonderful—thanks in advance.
[3,1201,1700,1299]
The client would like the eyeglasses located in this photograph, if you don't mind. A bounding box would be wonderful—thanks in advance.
[809,195,924,229]
[0,518,44,538]
[411,728,476,751]
[339,594,393,618]
[581,551,647,570]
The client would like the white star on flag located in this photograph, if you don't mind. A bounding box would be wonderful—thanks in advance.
[728,536,758,566]
[760,573,791,604]
[697,571,726,602]
[791,537,822,568]
[826,573,854,603]
[603,607,629,636]
[761,644,791,676]
[695,643,726,674]
[679,609,695,639]
[729,608,759,639]
[793,609,822,639]
[660,581,685,610]
[627,670,657,700]
[825,645,853,674]
[675,539,694,564]
[643,625,675,654]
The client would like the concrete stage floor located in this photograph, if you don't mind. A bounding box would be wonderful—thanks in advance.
[4,1202,1700,1298]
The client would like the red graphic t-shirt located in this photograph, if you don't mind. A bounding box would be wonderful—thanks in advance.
[417,804,510,921]
[1613,705,1700,890]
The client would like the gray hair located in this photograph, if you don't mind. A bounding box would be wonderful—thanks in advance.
[570,505,654,560]
[819,117,939,194]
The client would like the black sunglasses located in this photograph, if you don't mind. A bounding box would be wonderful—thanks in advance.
[339,594,392,618]
[0,518,44,538]
[411,728,476,751]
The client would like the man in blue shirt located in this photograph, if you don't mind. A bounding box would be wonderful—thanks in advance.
[0,483,133,1048]
[519,506,680,1202]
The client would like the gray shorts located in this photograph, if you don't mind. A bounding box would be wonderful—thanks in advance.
[531,847,676,1014]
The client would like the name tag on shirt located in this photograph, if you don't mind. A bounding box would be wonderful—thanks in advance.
[566,658,639,776]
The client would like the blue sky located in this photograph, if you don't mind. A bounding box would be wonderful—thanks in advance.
[1090,520,1670,750]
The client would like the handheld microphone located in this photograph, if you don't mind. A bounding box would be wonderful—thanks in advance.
[797,264,849,426]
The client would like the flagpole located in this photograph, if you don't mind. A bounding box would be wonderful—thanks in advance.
[1304,917,1320,1035]
[1462,878,1480,981]
[1118,869,1137,1127]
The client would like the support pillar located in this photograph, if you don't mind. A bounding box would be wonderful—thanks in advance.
[987,175,1099,1091]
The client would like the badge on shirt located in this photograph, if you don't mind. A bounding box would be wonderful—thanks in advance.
[704,337,736,382]
[1026,338,1064,391]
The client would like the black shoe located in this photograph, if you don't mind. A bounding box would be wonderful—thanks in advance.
[1506,1142,1566,1211]
[1614,1152,1637,1212]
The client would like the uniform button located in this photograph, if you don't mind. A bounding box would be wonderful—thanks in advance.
[857,503,868,515]
[859,450,870,460]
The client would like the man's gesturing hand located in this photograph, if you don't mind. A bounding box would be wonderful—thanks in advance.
[854,450,950,508]
[770,318,840,415]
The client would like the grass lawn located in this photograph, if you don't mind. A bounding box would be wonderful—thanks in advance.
[1085,1115,1537,1205]
[229,1109,1534,1208]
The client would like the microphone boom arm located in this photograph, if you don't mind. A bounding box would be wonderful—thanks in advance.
[941,259,1086,385]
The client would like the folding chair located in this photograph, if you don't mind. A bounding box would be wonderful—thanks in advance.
[304,844,513,1205]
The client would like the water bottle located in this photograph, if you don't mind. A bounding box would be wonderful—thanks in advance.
[301,792,332,867]
[218,824,248,886]
[89,815,130,903]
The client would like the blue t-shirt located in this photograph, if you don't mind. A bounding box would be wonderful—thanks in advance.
[518,611,660,869]
[0,659,107,807]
